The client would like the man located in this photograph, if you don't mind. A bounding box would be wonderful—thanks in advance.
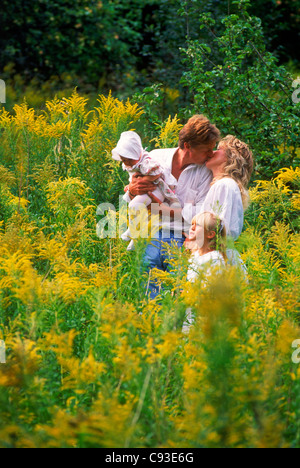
[127,114,221,298]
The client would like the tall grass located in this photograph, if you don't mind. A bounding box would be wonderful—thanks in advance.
[0,92,299,448]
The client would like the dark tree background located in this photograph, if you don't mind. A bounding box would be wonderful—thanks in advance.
[0,0,299,92]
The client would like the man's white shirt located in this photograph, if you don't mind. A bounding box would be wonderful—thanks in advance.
[147,148,213,237]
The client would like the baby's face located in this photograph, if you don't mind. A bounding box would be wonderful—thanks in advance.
[120,156,139,167]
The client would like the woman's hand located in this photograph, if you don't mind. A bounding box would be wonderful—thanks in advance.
[128,173,157,197]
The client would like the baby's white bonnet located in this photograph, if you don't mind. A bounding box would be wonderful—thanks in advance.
[112,131,143,161]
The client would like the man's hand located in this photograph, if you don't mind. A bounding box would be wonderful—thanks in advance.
[128,173,157,197]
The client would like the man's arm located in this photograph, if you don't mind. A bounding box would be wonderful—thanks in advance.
[128,173,158,200]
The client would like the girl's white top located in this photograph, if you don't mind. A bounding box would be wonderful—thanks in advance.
[183,248,247,335]
[201,177,244,240]
[187,250,225,283]
[187,249,248,283]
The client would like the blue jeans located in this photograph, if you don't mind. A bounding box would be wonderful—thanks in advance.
[143,232,185,299]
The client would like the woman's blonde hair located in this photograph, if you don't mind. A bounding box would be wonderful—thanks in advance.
[216,135,254,209]
[191,212,227,260]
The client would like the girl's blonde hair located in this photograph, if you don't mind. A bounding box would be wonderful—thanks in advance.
[191,212,227,260]
[216,135,254,209]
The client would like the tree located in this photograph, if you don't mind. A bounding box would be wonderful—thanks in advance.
[0,0,143,83]
[181,0,300,178]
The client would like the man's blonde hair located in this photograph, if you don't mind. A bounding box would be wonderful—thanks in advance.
[178,115,221,149]
[216,135,254,209]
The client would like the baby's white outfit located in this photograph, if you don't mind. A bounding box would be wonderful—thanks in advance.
[124,151,178,205]
[112,132,179,250]
[122,152,179,249]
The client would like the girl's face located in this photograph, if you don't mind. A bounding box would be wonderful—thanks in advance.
[205,147,227,171]
[189,221,217,248]
[189,222,204,246]
[120,156,138,167]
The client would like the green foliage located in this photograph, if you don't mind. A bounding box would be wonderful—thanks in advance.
[2,0,299,99]
[0,0,141,83]
[181,1,300,178]
[0,88,299,448]
[245,167,300,235]
[0,0,187,92]
[247,0,300,64]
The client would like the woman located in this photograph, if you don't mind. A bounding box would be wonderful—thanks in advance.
[202,134,253,270]
[203,135,253,237]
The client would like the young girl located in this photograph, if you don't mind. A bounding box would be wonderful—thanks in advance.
[185,211,227,280]
[182,211,227,334]
[182,211,248,333]
[112,131,179,250]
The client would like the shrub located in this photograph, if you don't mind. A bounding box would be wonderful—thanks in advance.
[181,0,300,178]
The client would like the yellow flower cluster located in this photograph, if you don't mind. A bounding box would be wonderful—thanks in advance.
[250,166,300,213]
[152,115,183,149]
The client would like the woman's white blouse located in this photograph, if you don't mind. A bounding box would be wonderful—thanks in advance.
[201,178,244,240]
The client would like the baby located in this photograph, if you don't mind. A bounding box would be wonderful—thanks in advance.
[112,131,179,250]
